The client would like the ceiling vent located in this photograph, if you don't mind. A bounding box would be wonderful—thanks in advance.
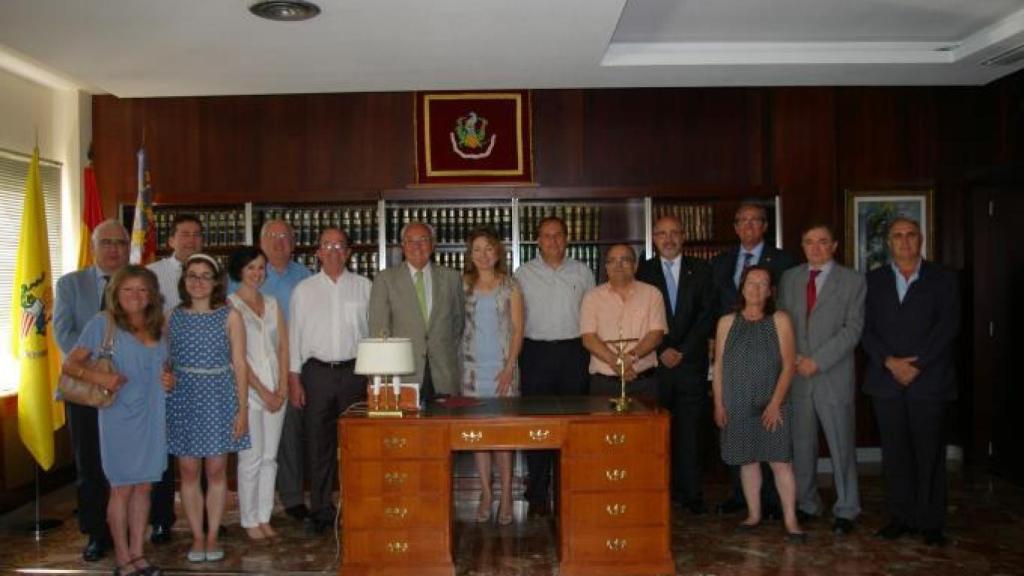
[981,43,1024,67]
[249,0,321,22]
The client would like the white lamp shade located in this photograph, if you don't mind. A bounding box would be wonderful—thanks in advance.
[354,338,416,376]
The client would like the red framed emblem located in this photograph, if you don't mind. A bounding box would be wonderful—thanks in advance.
[415,90,533,185]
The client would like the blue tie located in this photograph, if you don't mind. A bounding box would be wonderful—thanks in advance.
[664,260,677,315]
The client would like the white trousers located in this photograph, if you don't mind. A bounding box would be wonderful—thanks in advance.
[237,404,286,528]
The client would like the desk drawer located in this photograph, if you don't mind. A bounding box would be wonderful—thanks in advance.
[563,455,667,492]
[567,526,669,563]
[566,420,667,456]
[450,420,564,450]
[344,494,447,528]
[342,460,449,495]
[341,422,448,460]
[344,528,450,563]
[566,491,668,529]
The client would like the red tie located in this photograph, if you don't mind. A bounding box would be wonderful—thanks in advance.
[806,269,821,319]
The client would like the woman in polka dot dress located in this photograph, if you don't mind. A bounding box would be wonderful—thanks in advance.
[167,254,250,563]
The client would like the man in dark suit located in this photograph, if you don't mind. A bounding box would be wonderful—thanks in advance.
[710,202,798,515]
[637,215,716,514]
[862,217,959,547]
[53,219,128,561]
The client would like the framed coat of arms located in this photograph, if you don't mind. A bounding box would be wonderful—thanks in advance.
[414,90,533,185]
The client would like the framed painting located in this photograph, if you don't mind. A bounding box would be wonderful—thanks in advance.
[845,189,934,272]
[414,90,533,185]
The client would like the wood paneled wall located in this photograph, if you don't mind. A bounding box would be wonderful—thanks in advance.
[92,79,1013,455]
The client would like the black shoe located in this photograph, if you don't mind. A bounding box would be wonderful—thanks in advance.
[527,500,551,518]
[833,518,855,535]
[922,530,948,547]
[149,524,171,545]
[82,536,108,562]
[795,510,818,523]
[305,516,334,535]
[874,520,913,540]
[286,504,310,521]
[716,498,746,515]
[686,501,708,515]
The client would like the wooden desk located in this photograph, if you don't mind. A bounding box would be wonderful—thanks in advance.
[338,396,675,576]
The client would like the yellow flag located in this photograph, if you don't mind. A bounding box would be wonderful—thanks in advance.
[11,147,64,470]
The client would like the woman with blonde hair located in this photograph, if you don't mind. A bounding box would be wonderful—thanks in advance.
[461,227,524,525]
[62,265,172,576]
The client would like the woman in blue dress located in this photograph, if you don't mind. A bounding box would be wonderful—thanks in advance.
[63,265,172,576]
[461,228,524,526]
[167,254,250,563]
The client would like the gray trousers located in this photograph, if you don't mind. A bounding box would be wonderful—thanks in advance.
[791,393,861,520]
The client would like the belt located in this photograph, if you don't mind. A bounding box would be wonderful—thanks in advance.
[525,337,582,344]
[178,364,231,375]
[306,358,355,370]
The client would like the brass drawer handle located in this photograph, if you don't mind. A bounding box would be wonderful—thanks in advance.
[461,430,483,443]
[384,506,408,519]
[605,469,628,482]
[383,437,407,449]
[604,433,626,445]
[606,538,628,551]
[605,503,627,516]
[386,541,409,554]
[384,471,408,485]
[528,429,551,441]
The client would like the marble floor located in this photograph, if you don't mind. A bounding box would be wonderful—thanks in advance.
[0,469,1021,575]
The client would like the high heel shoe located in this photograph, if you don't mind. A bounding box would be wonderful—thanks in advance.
[498,501,513,526]
[476,499,492,523]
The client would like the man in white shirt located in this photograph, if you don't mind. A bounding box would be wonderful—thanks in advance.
[148,213,203,312]
[514,216,594,516]
[288,228,371,533]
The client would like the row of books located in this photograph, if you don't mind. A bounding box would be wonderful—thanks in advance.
[431,250,516,272]
[155,209,247,248]
[519,204,602,242]
[520,243,605,278]
[653,204,715,242]
[258,207,378,248]
[386,207,514,245]
[293,251,379,279]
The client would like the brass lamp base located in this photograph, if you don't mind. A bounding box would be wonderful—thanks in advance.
[609,394,632,413]
[368,409,404,418]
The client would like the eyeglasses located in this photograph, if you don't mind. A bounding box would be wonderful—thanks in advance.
[185,273,215,283]
[320,242,348,252]
[264,232,291,241]
[403,236,432,245]
[97,238,129,248]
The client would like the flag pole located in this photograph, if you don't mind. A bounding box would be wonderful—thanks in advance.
[14,464,62,540]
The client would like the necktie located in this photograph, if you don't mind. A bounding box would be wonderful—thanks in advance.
[414,269,428,324]
[99,275,110,311]
[663,260,677,315]
[743,252,754,268]
[806,269,821,319]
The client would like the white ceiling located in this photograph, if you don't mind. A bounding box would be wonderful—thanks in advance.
[1,0,1024,97]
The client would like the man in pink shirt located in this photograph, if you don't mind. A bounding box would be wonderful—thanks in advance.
[580,244,667,400]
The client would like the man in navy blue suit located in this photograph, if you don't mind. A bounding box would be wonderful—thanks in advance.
[710,202,797,516]
[637,215,716,514]
[862,217,959,547]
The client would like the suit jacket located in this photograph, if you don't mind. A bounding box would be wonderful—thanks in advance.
[861,260,959,401]
[778,263,865,404]
[710,244,798,319]
[636,255,716,383]
[54,267,103,355]
[368,263,465,394]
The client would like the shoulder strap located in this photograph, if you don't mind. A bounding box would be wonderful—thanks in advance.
[100,312,116,352]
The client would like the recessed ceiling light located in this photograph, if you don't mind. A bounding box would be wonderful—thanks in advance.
[249,0,321,22]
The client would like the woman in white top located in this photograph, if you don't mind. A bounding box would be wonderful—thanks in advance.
[227,247,289,540]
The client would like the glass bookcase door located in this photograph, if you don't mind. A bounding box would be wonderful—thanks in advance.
[650,196,780,261]
[383,200,515,272]
[254,202,380,278]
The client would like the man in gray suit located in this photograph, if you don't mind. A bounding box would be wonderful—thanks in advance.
[369,222,464,398]
[778,224,865,535]
[54,219,129,561]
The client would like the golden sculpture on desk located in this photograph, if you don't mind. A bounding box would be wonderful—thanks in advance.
[606,330,638,413]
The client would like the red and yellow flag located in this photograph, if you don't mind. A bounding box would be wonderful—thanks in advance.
[76,164,105,270]
[10,147,65,470]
